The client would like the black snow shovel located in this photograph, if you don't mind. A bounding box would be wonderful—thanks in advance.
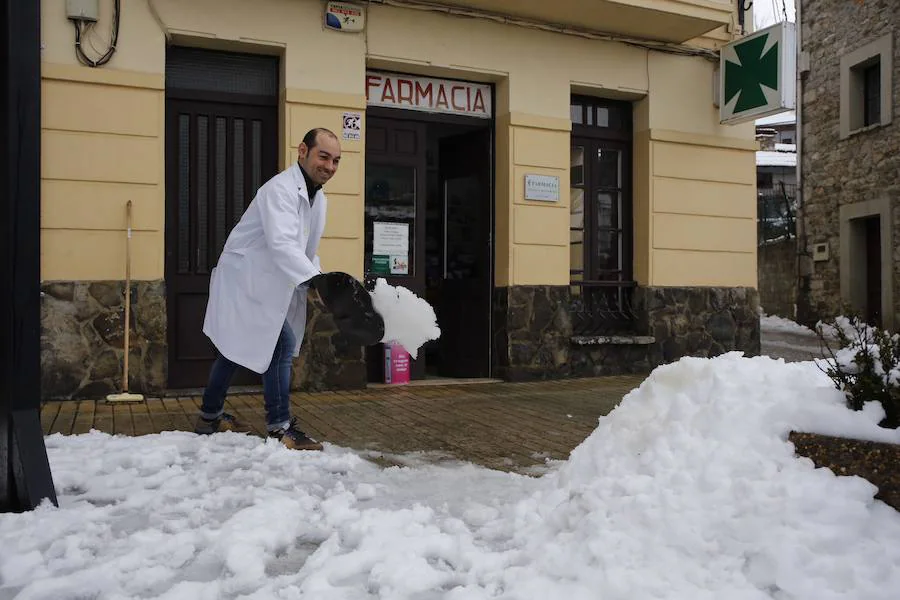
[311,272,385,346]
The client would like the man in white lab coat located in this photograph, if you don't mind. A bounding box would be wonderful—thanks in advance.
[195,128,340,451]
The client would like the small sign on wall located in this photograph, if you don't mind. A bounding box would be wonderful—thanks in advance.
[342,111,361,141]
[324,2,365,32]
[524,174,560,202]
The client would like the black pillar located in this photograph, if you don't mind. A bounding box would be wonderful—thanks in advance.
[1,0,58,512]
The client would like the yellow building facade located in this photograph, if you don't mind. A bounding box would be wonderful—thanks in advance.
[39,0,760,399]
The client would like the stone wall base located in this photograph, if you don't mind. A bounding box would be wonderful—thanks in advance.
[493,285,761,381]
[568,337,656,378]
[41,281,167,400]
[41,282,760,399]
[492,286,572,381]
[40,282,366,400]
[635,286,761,363]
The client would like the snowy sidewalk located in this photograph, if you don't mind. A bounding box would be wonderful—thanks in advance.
[759,314,829,363]
[40,375,644,473]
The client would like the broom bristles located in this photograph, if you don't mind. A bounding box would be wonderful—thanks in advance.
[105,392,145,403]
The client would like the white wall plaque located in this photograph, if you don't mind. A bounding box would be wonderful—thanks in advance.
[524,174,560,202]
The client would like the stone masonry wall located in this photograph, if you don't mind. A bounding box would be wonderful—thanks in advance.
[41,282,365,400]
[41,281,167,400]
[42,282,759,398]
[799,0,900,329]
[493,286,759,381]
[758,238,798,319]
[492,286,573,381]
[635,287,761,364]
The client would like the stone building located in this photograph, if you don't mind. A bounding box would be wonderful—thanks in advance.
[39,0,761,399]
[798,0,898,330]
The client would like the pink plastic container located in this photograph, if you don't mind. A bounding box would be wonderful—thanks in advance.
[384,342,410,385]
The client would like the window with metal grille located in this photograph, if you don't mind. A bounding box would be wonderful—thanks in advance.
[165,46,279,98]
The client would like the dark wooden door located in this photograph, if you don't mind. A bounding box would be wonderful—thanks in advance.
[438,129,492,377]
[164,99,278,388]
[364,115,428,381]
[864,217,881,327]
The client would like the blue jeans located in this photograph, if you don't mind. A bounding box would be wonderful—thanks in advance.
[200,320,296,432]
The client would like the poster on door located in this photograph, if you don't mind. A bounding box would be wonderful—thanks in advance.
[372,222,409,275]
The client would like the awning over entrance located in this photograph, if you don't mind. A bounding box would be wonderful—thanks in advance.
[375,0,734,44]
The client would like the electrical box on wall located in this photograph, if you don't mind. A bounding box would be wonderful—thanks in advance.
[812,242,830,262]
[67,0,99,22]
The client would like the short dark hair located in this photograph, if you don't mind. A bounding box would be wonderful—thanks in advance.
[302,128,338,150]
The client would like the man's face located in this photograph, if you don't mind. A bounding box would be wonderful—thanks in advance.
[298,133,341,186]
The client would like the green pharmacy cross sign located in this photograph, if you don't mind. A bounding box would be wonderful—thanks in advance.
[719,22,796,125]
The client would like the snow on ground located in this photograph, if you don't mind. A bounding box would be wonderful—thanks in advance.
[760,313,815,336]
[2,354,900,599]
[759,313,829,363]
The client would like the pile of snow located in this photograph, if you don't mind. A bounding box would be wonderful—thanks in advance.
[370,277,440,358]
[2,353,900,599]
[505,353,900,599]
[760,313,816,336]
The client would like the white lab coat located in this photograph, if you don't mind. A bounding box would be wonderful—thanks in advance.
[202,162,326,373]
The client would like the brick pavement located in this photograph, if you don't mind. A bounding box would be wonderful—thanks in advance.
[41,375,646,473]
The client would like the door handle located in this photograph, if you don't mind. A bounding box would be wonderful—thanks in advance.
[442,180,448,280]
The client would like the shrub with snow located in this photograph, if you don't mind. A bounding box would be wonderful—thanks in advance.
[816,315,900,428]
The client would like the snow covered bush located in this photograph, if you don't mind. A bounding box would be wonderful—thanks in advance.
[816,315,900,428]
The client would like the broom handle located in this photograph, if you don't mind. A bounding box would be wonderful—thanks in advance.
[123,200,132,393]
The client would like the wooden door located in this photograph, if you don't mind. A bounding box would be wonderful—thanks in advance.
[164,99,278,388]
[864,217,882,327]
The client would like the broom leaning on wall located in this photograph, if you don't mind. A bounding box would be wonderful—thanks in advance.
[107,200,145,403]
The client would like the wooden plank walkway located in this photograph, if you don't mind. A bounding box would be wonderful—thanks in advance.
[40,375,646,472]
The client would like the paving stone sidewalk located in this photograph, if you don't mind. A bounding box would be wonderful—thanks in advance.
[41,375,646,473]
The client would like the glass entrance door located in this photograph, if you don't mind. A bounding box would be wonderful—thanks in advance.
[364,117,427,380]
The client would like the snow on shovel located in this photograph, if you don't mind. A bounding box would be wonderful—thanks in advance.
[311,272,440,357]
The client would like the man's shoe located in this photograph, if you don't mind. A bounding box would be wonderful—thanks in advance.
[194,412,252,435]
[268,417,323,451]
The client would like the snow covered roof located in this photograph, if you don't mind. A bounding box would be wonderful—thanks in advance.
[757,150,796,167]
[755,110,796,127]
